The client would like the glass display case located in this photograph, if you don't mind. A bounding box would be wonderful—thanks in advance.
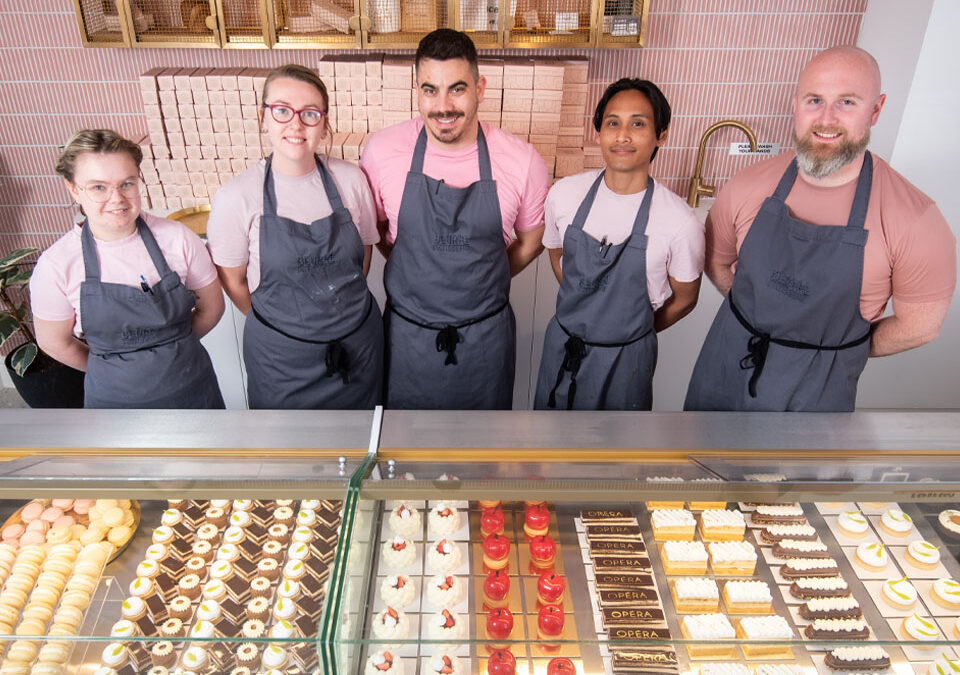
[2,409,960,675]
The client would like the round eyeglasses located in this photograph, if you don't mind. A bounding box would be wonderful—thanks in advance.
[262,103,326,127]
[75,179,141,203]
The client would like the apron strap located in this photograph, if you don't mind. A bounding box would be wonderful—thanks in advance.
[729,291,872,398]
[408,124,493,181]
[262,155,279,218]
[315,155,347,213]
[846,152,873,230]
[387,298,509,367]
[568,173,654,241]
[568,172,606,233]
[80,217,172,283]
[771,160,800,201]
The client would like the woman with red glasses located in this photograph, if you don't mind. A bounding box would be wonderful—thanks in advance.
[30,128,225,408]
[206,64,382,409]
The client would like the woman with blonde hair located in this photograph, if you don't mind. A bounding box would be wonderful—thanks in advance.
[30,129,225,408]
[206,64,382,409]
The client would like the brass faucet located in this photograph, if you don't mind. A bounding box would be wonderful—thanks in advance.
[687,120,758,207]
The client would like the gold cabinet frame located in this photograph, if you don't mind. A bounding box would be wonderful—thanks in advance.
[72,0,132,47]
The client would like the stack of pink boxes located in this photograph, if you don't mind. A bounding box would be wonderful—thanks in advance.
[135,56,591,211]
[139,66,269,211]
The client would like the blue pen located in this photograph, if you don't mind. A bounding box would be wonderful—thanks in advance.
[139,275,153,294]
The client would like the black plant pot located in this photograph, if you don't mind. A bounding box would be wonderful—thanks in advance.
[4,351,85,408]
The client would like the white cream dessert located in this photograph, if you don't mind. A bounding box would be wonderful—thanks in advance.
[782,558,838,573]
[882,577,918,608]
[372,607,410,642]
[744,473,787,482]
[755,504,803,518]
[681,614,735,639]
[109,620,137,637]
[755,665,803,675]
[708,541,756,562]
[803,596,861,615]
[428,503,460,536]
[380,575,416,608]
[855,542,889,569]
[381,536,417,569]
[837,510,869,536]
[739,615,792,638]
[701,664,749,675]
[792,577,849,594]
[775,539,828,555]
[426,539,462,573]
[426,609,466,642]
[388,503,422,537]
[652,509,695,528]
[932,578,960,609]
[928,654,960,675]
[100,643,128,668]
[826,646,889,666]
[663,540,708,561]
[181,646,208,671]
[907,540,941,567]
[675,577,719,600]
[428,654,463,675]
[701,509,745,529]
[425,574,463,607]
[880,507,912,534]
[724,580,771,604]
[365,650,404,675]
[762,523,817,539]
[261,644,288,670]
[903,613,939,641]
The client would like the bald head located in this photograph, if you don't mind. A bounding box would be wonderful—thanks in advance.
[798,46,882,101]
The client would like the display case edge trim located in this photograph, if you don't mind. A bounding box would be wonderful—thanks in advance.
[0,447,369,460]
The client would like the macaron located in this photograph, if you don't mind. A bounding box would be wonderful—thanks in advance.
[20,502,44,521]
[1,523,24,541]
[40,507,64,523]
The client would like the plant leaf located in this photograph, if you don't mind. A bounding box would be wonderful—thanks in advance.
[0,313,21,344]
[0,248,38,271]
[10,342,37,376]
[3,269,32,287]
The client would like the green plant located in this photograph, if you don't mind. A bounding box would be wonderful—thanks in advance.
[0,247,40,376]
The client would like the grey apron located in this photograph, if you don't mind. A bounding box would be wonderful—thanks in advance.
[80,217,224,409]
[534,173,657,411]
[244,155,383,410]
[684,153,874,412]
[384,125,515,410]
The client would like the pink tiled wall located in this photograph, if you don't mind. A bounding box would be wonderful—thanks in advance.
[0,0,865,254]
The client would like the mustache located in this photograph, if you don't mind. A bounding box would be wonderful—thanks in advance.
[428,111,464,120]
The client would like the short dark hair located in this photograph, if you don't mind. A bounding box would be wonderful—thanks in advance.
[593,78,671,161]
[415,29,480,81]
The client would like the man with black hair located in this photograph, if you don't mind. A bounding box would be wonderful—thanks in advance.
[534,78,704,410]
[361,28,549,410]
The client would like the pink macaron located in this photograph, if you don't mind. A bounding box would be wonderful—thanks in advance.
[72,500,94,515]
[1,523,24,541]
[51,498,75,510]
[26,519,49,533]
[53,515,75,529]
[20,531,45,546]
[40,507,63,523]
[20,502,44,522]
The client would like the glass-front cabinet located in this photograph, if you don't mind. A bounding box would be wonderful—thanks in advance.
[3,409,960,675]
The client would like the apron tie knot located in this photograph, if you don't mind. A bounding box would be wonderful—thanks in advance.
[435,325,462,365]
[739,333,770,398]
[325,340,350,384]
[548,336,587,410]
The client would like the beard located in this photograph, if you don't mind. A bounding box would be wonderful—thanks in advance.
[426,110,468,144]
[794,126,870,179]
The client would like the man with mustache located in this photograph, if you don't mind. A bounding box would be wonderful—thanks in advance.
[361,29,549,409]
[685,46,956,412]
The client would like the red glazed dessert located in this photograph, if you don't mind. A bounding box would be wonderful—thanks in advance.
[482,534,510,571]
[487,649,516,675]
[483,570,510,610]
[547,656,576,674]
[530,534,556,571]
[537,604,564,639]
[486,608,514,640]
[524,504,550,538]
[481,507,505,537]
[537,572,565,606]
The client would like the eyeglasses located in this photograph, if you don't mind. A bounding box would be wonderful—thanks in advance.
[75,179,141,203]
[262,103,326,127]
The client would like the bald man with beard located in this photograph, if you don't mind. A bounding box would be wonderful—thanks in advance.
[684,46,956,412]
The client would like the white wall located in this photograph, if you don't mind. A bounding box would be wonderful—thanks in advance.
[854,0,960,409]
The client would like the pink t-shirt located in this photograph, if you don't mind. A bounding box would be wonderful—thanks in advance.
[543,170,705,310]
[205,157,379,292]
[360,119,550,245]
[30,212,218,336]
[708,152,957,321]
